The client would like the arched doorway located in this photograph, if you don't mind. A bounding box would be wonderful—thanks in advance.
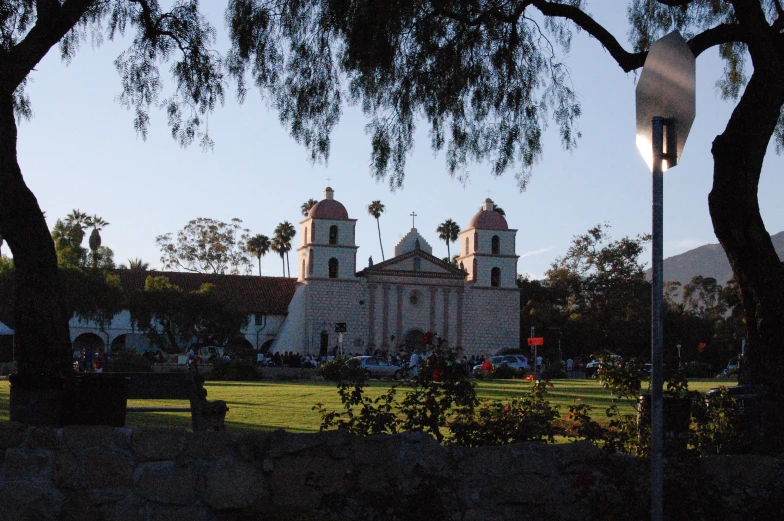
[110,334,127,352]
[73,333,106,353]
[404,329,425,352]
[260,339,275,354]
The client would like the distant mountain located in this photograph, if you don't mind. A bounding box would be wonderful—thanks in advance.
[646,231,784,287]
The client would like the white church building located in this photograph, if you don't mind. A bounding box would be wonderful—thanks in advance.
[65,188,520,359]
[271,187,520,357]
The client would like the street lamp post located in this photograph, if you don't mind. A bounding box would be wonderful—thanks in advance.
[635,31,695,521]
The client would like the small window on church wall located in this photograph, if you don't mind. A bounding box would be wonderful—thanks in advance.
[413,257,421,271]
[329,225,339,245]
[409,290,420,306]
[301,260,305,277]
[311,223,315,242]
[491,235,500,255]
[328,258,339,278]
[491,267,501,287]
[308,249,314,275]
[465,237,469,255]
[473,231,478,252]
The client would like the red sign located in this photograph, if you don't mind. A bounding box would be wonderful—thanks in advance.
[527,337,544,346]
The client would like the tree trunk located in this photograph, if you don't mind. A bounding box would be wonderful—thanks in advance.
[708,65,784,451]
[376,219,385,261]
[0,95,72,378]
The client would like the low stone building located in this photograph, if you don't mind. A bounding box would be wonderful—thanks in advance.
[69,272,296,355]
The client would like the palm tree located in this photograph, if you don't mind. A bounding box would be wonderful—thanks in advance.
[64,209,89,246]
[494,206,505,216]
[274,221,296,277]
[301,198,319,217]
[85,215,110,268]
[246,234,271,276]
[127,258,150,271]
[367,200,386,261]
[270,235,287,276]
[436,219,461,261]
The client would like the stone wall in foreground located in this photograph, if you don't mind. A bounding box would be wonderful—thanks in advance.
[1,421,782,521]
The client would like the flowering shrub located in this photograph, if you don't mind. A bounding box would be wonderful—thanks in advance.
[449,381,559,446]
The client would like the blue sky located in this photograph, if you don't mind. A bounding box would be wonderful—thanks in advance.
[13,3,784,279]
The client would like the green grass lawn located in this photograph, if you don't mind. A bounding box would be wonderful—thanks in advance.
[0,377,728,433]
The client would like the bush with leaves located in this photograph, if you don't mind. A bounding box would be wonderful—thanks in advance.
[691,386,749,455]
[106,350,154,373]
[449,381,559,447]
[318,356,367,382]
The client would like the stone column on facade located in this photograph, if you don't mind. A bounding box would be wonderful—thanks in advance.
[368,284,377,348]
[381,285,390,348]
[396,285,403,348]
[442,287,451,344]
[456,288,464,353]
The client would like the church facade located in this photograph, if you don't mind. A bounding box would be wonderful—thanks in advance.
[271,187,520,358]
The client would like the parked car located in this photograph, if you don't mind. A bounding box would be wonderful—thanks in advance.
[472,355,529,374]
[584,355,622,378]
[352,356,402,379]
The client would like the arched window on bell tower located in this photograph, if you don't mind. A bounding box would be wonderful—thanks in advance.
[491,267,501,287]
[328,258,339,279]
[465,237,469,255]
[308,249,314,275]
[329,225,339,245]
[304,227,308,245]
[491,235,500,255]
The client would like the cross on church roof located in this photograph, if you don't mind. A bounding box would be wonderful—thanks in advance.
[486,189,492,199]
[327,177,332,186]
[410,211,417,228]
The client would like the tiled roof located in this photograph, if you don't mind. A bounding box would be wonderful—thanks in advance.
[112,270,297,315]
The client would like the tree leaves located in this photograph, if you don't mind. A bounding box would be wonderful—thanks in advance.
[156,217,252,275]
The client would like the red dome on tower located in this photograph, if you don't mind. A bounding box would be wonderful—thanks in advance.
[468,198,508,230]
[308,187,349,220]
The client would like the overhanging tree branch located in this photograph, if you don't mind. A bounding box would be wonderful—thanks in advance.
[531,1,748,72]
[1,0,95,95]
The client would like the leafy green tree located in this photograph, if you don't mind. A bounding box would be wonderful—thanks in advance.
[546,225,651,360]
[301,199,318,217]
[683,276,727,321]
[246,234,271,276]
[128,276,246,353]
[156,217,252,275]
[51,218,87,268]
[367,200,386,261]
[273,221,296,277]
[436,219,460,261]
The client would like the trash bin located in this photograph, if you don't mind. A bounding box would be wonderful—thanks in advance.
[638,394,692,454]
[62,374,129,427]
